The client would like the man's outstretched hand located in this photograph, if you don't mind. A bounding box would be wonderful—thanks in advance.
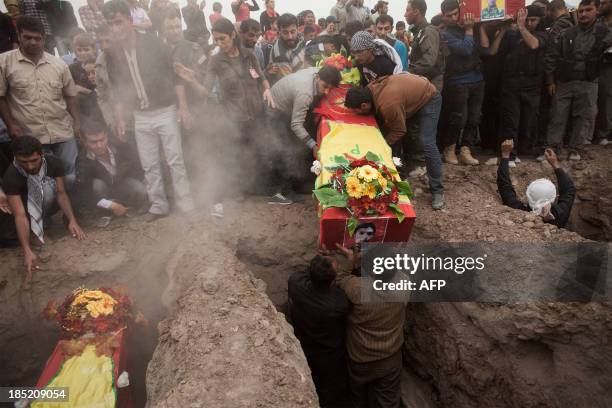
[544,148,561,169]
[24,249,38,281]
[68,221,86,240]
[500,139,514,159]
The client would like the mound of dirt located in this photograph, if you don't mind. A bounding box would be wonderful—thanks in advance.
[1,145,611,408]
[402,145,612,408]
[146,205,318,408]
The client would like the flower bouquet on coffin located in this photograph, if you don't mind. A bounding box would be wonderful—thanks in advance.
[316,53,361,87]
[313,151,414,235]
[43,286,147,356]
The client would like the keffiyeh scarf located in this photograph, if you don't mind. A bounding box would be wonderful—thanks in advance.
[13,157,48,243]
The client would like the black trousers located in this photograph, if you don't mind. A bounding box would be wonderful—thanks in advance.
[348,349,403,408]
[440,80,485,148]
[499,78,541,155]
[265,108,313,194]
[306,351,350,408]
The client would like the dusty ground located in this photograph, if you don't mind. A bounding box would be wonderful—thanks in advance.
[0,145,610,407]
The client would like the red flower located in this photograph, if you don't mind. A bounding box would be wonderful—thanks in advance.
[375,201,388,214]
[350,158,368,168]
[390,187,399,203]
[360,197,373,209]
[352,206,363,218]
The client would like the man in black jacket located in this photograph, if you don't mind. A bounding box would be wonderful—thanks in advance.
[288,255,350,408]
[497,139,576,228]
[75,119,147,221]
[542,0,612,161]
[482,6,548,165]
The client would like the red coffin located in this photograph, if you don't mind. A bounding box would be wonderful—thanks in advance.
[314,85,417,249]
[319,205,416,249]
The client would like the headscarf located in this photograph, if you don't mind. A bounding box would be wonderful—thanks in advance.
[350,31,376,52]
[350,31,404,72]
[526,178,557,219]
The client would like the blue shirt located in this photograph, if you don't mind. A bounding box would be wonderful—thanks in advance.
[393,39,408,72]
[441,31,485,84]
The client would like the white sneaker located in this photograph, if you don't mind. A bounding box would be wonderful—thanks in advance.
[211,203,224,218]
[484,157,498,166]
[268,193,293,205]
[514,157,521,164]
[569,152,581,161]
[536,154,546,162]
[509,160,517,168]
[599,139,610,146]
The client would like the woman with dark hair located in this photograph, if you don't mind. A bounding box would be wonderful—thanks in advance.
[174,18,273,192]
[259,0,278,33]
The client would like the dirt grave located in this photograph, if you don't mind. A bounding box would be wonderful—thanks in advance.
[0,146,611,407]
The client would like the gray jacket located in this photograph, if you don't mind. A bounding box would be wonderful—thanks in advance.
[409,20,445,92]
[270,67,318,147]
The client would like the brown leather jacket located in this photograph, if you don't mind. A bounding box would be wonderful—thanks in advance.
[367,73,436,145]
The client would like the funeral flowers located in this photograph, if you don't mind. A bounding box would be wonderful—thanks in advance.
[316,54,361,87]
[43,287,139,339]
[314,152,413,235]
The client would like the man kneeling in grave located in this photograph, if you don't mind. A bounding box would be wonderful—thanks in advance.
[75,119,148,226]
[3,135,85,278]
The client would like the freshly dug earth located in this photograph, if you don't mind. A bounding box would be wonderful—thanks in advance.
[0,145,611,407]
[146,204,318,407]
[401,145,612,407]
[0,211,318,407]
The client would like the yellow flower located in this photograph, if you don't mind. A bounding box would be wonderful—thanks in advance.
[378,175,388,190]
[346,176,363,198]
[358,165,379,182]
[72,290,117,318]
[364,183,377,199]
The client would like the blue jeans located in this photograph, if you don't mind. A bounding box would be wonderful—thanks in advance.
[43,139,78,191]
[410,91,444,195]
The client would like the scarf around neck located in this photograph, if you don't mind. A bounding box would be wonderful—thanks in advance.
[13,156,48,243]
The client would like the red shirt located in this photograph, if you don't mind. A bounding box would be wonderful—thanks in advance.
[232,1,251,22]
[209,11,223,26]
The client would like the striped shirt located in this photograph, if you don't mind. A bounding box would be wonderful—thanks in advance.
[337,268,407,363]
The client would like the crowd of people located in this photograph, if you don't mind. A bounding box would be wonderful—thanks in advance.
[0,0,608,404]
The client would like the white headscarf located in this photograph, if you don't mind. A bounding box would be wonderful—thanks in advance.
[526,178,557,219]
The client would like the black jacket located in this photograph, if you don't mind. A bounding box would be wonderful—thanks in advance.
[42,0,78,38]
[546,21,612,83]
[75,142,143,205]
[106,33,178,111]
[288,270,349,358]
[497,158,576,228]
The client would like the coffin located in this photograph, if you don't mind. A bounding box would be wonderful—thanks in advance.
[460,0,526,22]
[313,86,416,248]
[32,329,133,408]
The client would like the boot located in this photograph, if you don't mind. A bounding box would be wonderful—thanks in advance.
[459,146,479,166]
[443,144,459,165]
